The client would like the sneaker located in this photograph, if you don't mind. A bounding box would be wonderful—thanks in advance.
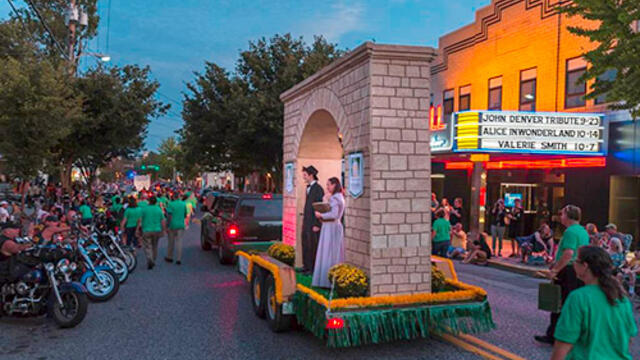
[147,261,155,270]
[164,257,173,263]
[534,335,554,345]
[176,261,181,265]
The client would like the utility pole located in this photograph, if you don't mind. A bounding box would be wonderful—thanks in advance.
[67,0,76,75]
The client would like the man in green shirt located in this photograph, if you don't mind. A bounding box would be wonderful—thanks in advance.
[157,191,169,211]
[431,209,451,257]
[535,204,590,345]
[138,192,149,208]
[109,197,124,224]
[165,193,190,265]
[137,196,166,269]
[78,201,93,226]
[121,197,142,247]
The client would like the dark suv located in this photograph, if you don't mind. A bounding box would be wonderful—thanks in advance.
[200,193,283,264]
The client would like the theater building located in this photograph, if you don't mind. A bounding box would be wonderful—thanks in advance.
[428,0,640,242]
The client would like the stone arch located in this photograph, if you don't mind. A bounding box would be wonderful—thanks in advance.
[293,87,351,155]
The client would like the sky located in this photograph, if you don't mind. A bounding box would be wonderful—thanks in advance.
[0,0,491,150]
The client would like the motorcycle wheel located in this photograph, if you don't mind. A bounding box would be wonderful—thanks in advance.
[101,257,129,284]
[123,250,137,273]
[85,269,120,302]
[51,291,89,328]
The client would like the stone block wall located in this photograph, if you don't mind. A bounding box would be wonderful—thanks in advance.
[281,43,436,295]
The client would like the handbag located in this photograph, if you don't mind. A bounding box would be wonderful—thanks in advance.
[538,282,562,313]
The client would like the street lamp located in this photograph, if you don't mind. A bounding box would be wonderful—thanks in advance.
[80,51,111,62]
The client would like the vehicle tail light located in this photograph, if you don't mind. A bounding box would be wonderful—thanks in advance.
[227,225,239,238]
[326,318,344,329]
[262,193,273,199]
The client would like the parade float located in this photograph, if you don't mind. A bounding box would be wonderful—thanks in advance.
[236,42,494,347]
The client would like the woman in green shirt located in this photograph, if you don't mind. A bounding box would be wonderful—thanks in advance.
[552,246,638,360]
[121,197,142,248]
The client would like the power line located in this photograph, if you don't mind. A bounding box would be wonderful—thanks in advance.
[157,91,182,107]
[24,0,70,61]
[106,0,111,52]
[6,0,32,36]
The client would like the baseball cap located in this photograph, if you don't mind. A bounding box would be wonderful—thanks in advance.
[605,223,617,230]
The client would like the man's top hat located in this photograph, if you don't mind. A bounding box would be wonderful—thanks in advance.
[302,165,318,176]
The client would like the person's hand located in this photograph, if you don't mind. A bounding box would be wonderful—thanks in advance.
[314,211,322,219]
[546,268,558,280]
[312,226,320,233]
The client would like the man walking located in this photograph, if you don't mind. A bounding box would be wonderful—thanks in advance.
[138,196,166,270]
[534,204,589,345]
[165,192,189,265]
[301,166,323,275]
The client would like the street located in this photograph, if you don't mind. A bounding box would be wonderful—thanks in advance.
[2,221,637,360]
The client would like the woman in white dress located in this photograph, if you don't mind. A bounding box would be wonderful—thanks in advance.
[312,177,345,288]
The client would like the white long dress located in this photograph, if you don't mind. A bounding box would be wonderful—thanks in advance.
[312,193,345,288]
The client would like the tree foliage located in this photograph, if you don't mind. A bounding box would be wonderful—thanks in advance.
[562,0,640,119]
[63,65,169,184]
[181,34,343,189]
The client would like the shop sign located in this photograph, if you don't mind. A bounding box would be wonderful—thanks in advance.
[284,162,294,194]
[453,111,607,155]
[347,152,364,198]
[429,105,453,152]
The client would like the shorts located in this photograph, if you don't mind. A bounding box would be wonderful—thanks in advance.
[447,246,465,254]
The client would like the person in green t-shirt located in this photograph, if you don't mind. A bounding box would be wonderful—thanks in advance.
[157,192,169,211]
[109,197,124,223]
[138,192,149,208]
[431,209,451,257]
[121,197,142,248]
[137,196,166,269]
[535,205,590,345]
[552,246,637,360]
[78,201,93,226]
[164,193,190,265]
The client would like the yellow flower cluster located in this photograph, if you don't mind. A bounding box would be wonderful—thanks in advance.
[267,243,295,266]
[296,278,487,310]
[328,263,369,298]
[431,265,447,292]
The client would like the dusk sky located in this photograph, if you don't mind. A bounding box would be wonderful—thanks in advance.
[1,0,490,150]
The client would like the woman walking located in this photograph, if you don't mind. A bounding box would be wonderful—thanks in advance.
[312,177,345,288]
[551,246,637,360]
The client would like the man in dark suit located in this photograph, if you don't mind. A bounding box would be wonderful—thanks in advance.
[301,166,324,275]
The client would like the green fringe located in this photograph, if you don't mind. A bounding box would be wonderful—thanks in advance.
[292,292,495,348]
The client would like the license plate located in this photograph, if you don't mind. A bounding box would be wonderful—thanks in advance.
[237,256,249,276]
[282,301,295,315]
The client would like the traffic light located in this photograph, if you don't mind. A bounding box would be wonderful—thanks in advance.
[141,165,147,170]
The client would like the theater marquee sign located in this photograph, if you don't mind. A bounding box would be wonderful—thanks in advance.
[453,111,607,155]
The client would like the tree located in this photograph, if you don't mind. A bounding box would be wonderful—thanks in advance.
[181,35,343,190]
[59,65,169,189]
[0,57,78,180]
[156,137,181,180]
[562,0,640,119]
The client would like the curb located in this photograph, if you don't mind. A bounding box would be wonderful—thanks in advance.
[486,259,544,278]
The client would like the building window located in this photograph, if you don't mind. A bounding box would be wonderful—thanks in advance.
[519,68,537,111]
[443,89,454,121]
[565,57,587,108]
[488,77,502,110]
[459,85,471,111]
[594,69,617,105]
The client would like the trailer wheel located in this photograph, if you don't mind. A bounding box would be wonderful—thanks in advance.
[250,268,266,318]
[265,274,292,332]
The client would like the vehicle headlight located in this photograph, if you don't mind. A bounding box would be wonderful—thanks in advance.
[56,258,71,273]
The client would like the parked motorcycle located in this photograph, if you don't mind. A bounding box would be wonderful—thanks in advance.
[0,243,89,328]
[74,238,120,302]
[86,233,129,284]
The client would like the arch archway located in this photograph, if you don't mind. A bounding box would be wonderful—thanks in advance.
[294,109,344,267]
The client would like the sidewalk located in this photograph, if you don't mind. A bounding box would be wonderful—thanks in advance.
[485,239,548,278]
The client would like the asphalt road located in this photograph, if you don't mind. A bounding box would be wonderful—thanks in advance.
[1,222,638,360]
